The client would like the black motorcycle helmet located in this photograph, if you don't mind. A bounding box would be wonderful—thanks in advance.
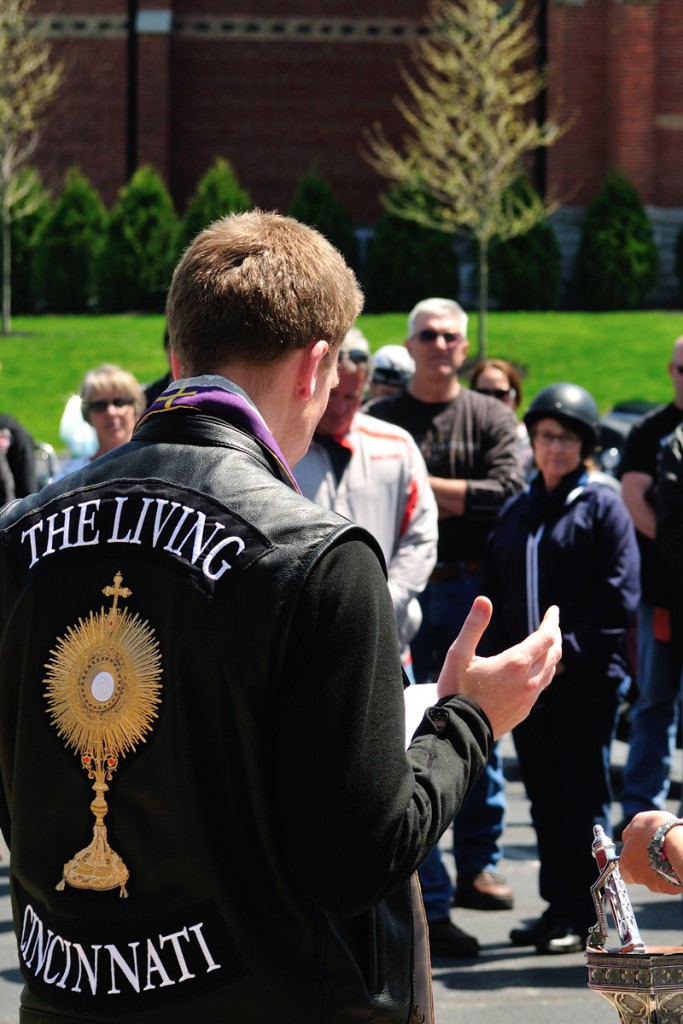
[524,382,599,457]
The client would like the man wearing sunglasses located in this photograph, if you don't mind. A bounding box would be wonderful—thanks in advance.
[368,297,525,957]
[295,328,437,682]
[615,335,683,841]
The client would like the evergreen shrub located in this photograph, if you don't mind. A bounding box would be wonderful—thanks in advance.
[32,168,106,313]
[287,165,356,268]
[363,187,459,313]
[95,165,178,313]
[177,156,251,259]
[489,179,562,310]
[674,223,683,303]
[9,168,51,314]
[571,170,659,310]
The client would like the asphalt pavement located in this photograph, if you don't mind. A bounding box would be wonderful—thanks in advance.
[0,832,20,1024]
[0,735,680,1023]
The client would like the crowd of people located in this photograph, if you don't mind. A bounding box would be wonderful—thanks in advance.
[0,212,680,1023]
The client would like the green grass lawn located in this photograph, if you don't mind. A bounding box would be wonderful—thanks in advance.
[3,310,683,451]
[3,315,168,451]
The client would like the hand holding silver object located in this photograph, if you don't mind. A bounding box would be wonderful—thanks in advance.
[589,824,645,953]
[586,824,683,1024]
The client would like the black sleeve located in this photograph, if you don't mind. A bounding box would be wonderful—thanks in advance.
[463,398,525,518]
[277,537,492,917]
[657,431,683,584]
[6,421,37,497]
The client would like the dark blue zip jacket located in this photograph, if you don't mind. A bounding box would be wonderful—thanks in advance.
[481,467,640,682]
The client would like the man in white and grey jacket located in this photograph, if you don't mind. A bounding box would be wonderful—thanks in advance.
[295,330,438,678]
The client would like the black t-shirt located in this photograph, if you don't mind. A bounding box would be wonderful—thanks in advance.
[314,433,352,484]
[619,402,683,605]
[367,388,523,563]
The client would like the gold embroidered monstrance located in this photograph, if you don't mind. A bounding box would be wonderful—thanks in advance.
[44,571,162,897]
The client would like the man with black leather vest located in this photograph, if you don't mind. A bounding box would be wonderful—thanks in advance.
[0,211,561,1024]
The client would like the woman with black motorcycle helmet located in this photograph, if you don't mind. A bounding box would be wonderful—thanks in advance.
[480,382,640,955]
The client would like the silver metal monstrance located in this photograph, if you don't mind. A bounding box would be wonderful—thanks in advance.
[586,824,683,1024]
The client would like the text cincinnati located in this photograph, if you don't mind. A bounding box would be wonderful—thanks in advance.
[20,903,222,996]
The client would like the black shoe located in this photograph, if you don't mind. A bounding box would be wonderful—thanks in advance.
[428,917,480,958]
[453,869,514,911]
[535,923,587,955]
[509,910,559,947]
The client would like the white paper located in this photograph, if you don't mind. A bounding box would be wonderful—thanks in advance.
[404,683,439,748]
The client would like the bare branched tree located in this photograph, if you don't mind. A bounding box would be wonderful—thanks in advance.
[365,0,568,360]
[0,0,62,334]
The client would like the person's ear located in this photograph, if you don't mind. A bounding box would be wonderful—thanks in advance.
[298,340,331,400]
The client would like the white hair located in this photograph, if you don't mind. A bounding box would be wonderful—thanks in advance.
[407,298,468,339]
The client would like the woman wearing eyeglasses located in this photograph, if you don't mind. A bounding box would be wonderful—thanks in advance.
[57,364,146,479]
[479,382,640,955]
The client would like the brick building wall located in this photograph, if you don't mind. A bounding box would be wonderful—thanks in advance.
[34,0,428,220]
[546,0,683,208]
[35,6,129,205]
[28,0,683,299]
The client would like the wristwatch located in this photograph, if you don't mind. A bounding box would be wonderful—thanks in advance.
[647,818,683,886]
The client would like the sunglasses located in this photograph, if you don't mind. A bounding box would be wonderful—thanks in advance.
[414,329,462,344]
[475,386,517,402]
[340,348,369,366]
[86,397,135,413]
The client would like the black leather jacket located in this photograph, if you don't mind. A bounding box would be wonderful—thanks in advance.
[0,399,491,1023]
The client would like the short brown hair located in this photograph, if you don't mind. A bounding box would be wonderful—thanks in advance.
[166,210,364,373]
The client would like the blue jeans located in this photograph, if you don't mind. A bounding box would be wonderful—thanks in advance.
[620,603,682,818]
[418,743,505,921]
[411,575,481,686]
[413,575,506,919]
